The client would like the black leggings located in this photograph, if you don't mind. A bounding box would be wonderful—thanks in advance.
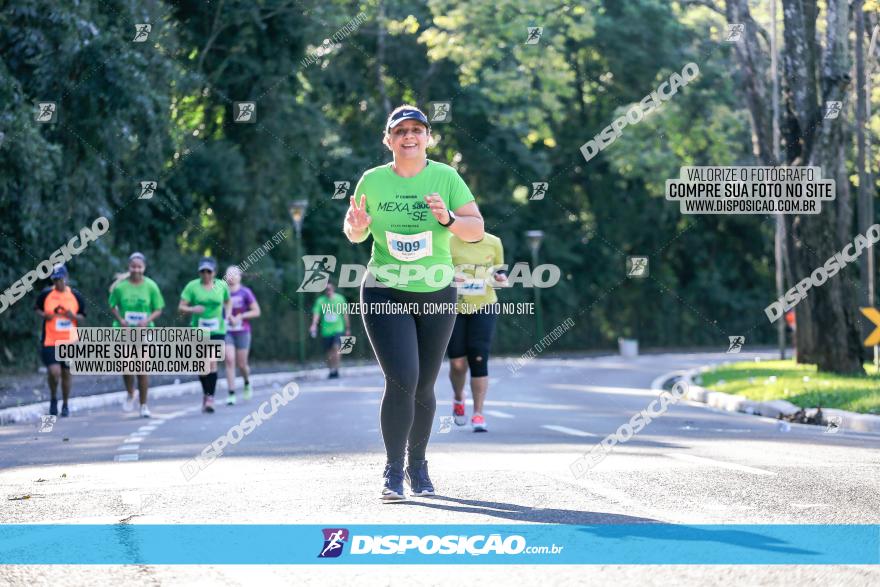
[198,334,225,396]
[360,282,457,467]
[446,308,498,377]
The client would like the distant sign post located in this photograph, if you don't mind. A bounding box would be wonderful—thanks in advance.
[859,307,880,372]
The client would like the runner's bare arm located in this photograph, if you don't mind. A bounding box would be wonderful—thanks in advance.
[66,309,86,323]
[178,299,204,314]
[424,195,484,242]
[241,300,261,320]
[109,305,128,326]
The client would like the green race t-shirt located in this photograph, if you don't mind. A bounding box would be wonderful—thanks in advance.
[108,277,165,327]
[353,160,476,293]
[312,292,347,337]
[180,278,230,335]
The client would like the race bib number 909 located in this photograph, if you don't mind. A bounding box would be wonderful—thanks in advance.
[386,230,432,262]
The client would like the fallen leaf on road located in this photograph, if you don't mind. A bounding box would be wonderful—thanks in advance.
[9,494,31,501]
[35,478,47,483]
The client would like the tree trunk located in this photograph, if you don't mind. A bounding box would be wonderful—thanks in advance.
[786,0,864,373]
[722,0,863,373]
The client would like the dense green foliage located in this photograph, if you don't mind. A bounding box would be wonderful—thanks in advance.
[1,0,876,370]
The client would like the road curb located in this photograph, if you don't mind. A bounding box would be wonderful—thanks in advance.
[672,366,880,434]
[0,365,383,426]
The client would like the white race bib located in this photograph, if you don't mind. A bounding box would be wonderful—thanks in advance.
[227,316,244,331]
[55,318,72,331]
[458,278,487,296]
[125,311,148,324]
[324,312,339,323]
[386,231,432,262]
[198,317,220,330]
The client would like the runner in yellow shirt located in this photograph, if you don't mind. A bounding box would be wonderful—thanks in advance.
[447,232,507,432]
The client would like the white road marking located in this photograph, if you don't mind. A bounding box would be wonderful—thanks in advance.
[300,386,383,393]
[541,425,597,438]
[548,383,658,397]
[665,453,776,476]
[484,410,515,419]
[112,406,197,462]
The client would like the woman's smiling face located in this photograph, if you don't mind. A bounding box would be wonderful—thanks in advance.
[386,119,429,159]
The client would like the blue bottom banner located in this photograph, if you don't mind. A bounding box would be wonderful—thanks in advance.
[1,524,878,564]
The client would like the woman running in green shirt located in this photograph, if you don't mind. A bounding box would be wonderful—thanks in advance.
[178,257,231,413]
[344,104,485,501]
[108,252,165,418]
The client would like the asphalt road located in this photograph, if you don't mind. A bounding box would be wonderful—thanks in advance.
[2,352,880,585]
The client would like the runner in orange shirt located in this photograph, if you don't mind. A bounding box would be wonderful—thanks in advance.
[34,264,86,417]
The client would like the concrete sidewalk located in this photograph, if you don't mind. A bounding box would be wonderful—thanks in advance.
[675,366,880,435]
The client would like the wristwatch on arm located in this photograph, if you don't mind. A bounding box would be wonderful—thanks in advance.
[439,210,456,227]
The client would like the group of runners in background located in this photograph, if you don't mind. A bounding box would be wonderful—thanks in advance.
[35,240,502,428]
[36,255,261,417]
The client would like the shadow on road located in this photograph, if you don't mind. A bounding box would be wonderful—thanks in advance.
[400,495,658,524]
[578,524,820,557]
[399,496,821,558]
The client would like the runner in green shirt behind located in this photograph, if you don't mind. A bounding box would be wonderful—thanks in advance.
[309,282,351,379]
[108,252,165,418]
[178,257,231,413]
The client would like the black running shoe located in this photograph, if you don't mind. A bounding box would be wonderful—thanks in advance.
[60,404,69,417]
[49,400,58,416]
[405,460,435,496]
[382,463,406,502]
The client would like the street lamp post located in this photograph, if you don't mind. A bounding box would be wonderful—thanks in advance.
[525,230,545,341]
[289,199,309,365]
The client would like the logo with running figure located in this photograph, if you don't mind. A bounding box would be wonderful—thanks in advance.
[530,182,548,201]
[824,415,842,434]
[35,102,57,123]
[38,415,56,433]
[332,181,350,200]
[525,26,543,44]
[297,255,337,292]
[233,102,257,123]
[428,101,452,123]
[725,23,744,42]
[133,24,152,42]
[318,528,349,558]
[626,256,649,278]
[138,180,157,200]
[338,336,356,354]
[727,335,745,353]
[823,101,842,119]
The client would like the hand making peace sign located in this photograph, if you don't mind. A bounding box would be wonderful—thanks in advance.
[346,194,372,231]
